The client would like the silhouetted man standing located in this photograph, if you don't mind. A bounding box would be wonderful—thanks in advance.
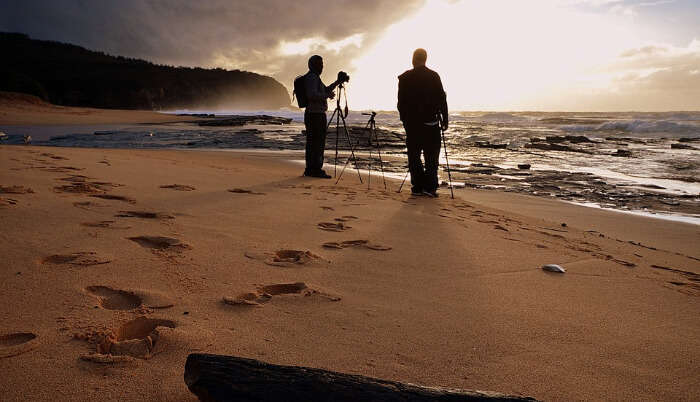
[397,48,448,197]
[302,55,342,178]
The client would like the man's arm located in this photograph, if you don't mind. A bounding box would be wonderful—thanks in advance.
[325,79,341,94]
[397,76,406,121]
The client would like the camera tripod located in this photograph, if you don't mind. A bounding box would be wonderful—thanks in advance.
[326,83,363,184]
[362,111,387,190]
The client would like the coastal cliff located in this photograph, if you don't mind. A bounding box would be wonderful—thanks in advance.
[0,32,290,110]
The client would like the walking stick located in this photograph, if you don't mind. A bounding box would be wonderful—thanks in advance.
[439,119,454,199]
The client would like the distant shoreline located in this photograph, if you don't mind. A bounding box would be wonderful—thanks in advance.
[0,91,205,126]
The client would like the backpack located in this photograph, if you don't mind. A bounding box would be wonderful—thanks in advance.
[293,73,308,108]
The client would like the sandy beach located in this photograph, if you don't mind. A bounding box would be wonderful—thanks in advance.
[1,141,698,401]
[0,92,199,126]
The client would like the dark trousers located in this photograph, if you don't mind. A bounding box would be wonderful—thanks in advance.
[304,111,328,174]
[404,122,441,193]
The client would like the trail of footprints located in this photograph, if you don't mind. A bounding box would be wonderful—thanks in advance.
[233,209,392,310]
[14,153,693,367]
[16,154,193,361]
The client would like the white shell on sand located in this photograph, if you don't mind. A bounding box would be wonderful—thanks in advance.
[542,264,565,273]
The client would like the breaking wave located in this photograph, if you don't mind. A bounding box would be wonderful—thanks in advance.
[564,119,700,135]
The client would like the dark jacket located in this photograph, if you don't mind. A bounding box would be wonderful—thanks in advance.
[397,66,448,125]
[304,71,331,113]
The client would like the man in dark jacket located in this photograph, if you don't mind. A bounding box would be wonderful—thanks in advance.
[303,55,342,178]
[397,48,448,197]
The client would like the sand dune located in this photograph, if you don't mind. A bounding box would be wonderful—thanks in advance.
[0,145,698,401]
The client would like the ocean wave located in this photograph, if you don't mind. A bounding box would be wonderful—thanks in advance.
[472,112,532,123]
[563,119,700,135]
[655,113,700,121]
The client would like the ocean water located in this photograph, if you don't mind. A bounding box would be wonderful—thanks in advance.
[1,110,698,223]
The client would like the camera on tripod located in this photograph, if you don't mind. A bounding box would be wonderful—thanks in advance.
[337,71,350,84]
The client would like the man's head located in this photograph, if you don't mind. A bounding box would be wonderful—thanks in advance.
[308,55,323,74]
[412,48,427,68]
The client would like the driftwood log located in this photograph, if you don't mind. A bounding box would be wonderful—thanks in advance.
[184,353,538,402]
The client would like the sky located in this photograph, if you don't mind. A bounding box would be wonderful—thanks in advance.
[2,0,699,111]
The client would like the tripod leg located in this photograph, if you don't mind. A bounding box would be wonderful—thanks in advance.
[335,111,341,178]
[343,116,363,183]
[366,121,372,190]
[325,109,338,177]
[336,115,363,184]
[367,145,372,190]
[397,169,409,193]
[325,109,337,131]
[373,122,388,191]
[334,149,353,185]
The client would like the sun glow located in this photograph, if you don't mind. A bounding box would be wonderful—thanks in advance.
[349,0,643,111]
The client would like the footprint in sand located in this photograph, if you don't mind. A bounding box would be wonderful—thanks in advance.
[83,317,177,360]
[228,188,265,195]
[54,183,105,194]
[318,222,351,232]
[334,215,358,222]
[57,175,122,190]
[40,152,68,160]
[160,184,196,191]
[320,206,335,211]
[115,210,175,220]
[0,197,19,206]
[73,201,107,211]
[593,255,636,267]
[322,240,392,251]
[223,282,340,307]
[128,236,191,251]
[0,185,34,194]
[0,332,39,358]
[86,286,141,310]
[90,194,136,203]
[58,175,90,182]
[85,286,175,310]
[245,249,322,267]
[81,220,131,229]
[43,166,84,173]
[42,252,111,266]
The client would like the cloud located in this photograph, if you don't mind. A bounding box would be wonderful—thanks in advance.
[540,39,700,110]
[563,0,676,18]
[0,0,424,91]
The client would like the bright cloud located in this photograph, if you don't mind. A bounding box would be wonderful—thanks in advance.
[348,0,699,111]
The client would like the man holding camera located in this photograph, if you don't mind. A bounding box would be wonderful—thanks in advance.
[397,48,448,197]
[302,55,347,179]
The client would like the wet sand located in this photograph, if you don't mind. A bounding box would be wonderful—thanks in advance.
[1,145,698,401]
